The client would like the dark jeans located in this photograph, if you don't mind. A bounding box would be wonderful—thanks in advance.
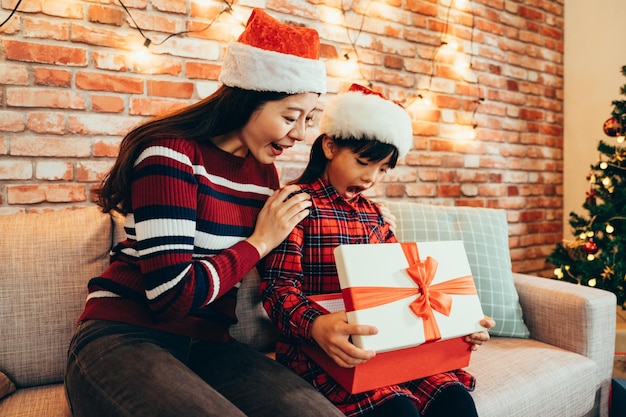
[65,320,345,417]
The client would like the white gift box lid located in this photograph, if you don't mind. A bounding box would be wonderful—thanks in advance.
[332,240,486,352]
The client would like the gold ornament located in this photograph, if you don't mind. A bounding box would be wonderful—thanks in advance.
[601,265,615,280]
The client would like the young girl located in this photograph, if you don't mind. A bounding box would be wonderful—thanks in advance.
[262,84,495,417]
[64,9,347,417]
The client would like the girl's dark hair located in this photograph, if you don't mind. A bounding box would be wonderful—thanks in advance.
[97,85,290,214]
[292,135,399,184]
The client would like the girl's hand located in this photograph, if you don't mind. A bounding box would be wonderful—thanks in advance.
[310,312,378,368]
[247,185,311,258]
[465,316,496,351]
[377,203,396,234]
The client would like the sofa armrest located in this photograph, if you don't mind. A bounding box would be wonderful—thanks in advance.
[512,273,615,378]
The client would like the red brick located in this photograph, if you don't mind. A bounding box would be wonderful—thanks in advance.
[10,136,92,157]
[34,68,72,87]
[76,72,143,94]
[147,80,194,99]
[94,138,122,157]
[76,161,114,182]
[129,97,188,116]
[41,1,83,19]
[0,63,29,85]
[22,17,69,40]
[88,5,125,25]
[7,184,87,204]
[3,40,87,66]
[70,24,138,50]
[0,111,26,132]
[35,161,73,180]
[152,0,186,14]
[0,159,33,180]
[7,88,86,109]
[68,114,142,136]
[185,62,221,80]
[92,95,126,113]
[27,112,66,134]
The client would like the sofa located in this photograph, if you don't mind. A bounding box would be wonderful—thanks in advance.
[0,201,616,417]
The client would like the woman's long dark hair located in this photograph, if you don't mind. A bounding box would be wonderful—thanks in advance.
[97,85,289,214]
[292,135,399,185]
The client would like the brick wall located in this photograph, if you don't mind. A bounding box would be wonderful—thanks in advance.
[0,0,564,276]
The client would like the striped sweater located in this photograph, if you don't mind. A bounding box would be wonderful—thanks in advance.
[79,137,279,342]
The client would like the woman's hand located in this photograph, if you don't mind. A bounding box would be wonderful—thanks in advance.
[377,203,396,234]
[465,316,496,351]
[310,311,377,368]
[247,185,311,258]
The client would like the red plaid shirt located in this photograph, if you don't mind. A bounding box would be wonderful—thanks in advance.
[262,179,475,416]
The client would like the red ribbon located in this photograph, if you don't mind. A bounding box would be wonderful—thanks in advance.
[341,242,476,341]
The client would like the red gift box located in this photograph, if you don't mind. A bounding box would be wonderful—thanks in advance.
[304,241,485,394]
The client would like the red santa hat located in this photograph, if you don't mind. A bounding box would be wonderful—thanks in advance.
[219,9,327,94]
[318,84,413,157]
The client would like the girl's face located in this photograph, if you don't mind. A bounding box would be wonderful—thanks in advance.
[321,136,393,201]
[234,92,318,164]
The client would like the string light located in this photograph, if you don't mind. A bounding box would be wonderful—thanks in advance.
[118,0,236,51]
[339,0,374,87]
[5,0,485,143]
[0,0,22,28]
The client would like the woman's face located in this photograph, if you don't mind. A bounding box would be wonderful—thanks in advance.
[238,92,318,164]
[321,136,393,202]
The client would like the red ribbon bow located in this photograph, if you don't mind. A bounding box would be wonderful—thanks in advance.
[341,242,476,341]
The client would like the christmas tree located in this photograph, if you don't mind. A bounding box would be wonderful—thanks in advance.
[547,65,626,308]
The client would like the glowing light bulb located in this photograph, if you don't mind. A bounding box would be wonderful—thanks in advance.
[618,135,625,143]
[466,127,477,140]
[606,224,615,234]
[586,230,594,238]
[588,278,597,287]
[334,58,359,78]
[128,41,154,72]
[579,232,586,240]
[600,162,608,169]
[407,94,433,110]
[554,268,563,278]
[587,254,595,261]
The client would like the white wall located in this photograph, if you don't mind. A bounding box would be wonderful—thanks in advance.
[563,0,626,238]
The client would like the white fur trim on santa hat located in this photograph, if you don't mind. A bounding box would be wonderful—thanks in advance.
[219,42,327,94]
[318,91,413,157]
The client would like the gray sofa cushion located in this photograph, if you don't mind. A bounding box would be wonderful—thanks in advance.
[0,207,114,387]
[468,337,596,416]
[230,268,278,352]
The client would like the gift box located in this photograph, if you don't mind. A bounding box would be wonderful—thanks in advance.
[304,240,486,394]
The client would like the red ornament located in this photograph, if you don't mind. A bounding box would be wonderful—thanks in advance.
[583,240,598,255]
[585,189,596,206]
[603,117,622,137]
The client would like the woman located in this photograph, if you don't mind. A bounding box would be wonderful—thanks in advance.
[64,9,345,417]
